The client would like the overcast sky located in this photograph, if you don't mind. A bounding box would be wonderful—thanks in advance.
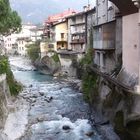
[9,0,96,24]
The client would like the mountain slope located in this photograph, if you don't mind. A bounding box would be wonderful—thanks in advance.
[10,0,94,24]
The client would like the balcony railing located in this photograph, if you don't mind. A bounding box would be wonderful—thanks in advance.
[60,38,67,42]
[93,40,115,50]
[71,39,85,44]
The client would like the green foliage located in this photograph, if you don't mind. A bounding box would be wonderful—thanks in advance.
[51,52,60,63]
[114,111,126,135]
[0,56,22,96]
[27,43,40,62]
[76,47,93,79]
[76,47,98,103]
[79,47,93,67]
[82,71,98,103]
[0,0,21,35]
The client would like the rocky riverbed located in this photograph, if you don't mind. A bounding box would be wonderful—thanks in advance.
[0,56,119,140]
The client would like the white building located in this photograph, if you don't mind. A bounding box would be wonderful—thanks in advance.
[4,24,43,55]
[4,34,18,55]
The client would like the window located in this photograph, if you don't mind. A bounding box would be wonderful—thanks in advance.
[61,33,64,39]
[62,43,64,48]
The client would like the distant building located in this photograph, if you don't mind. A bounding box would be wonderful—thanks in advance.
[4,23,43,56]
[0,36,5,55]
[43,9,76,39]
[30,26,44,42]
[17,37,32,56]
[4,34,18,55]
[67,11,87,53]
[53,20,68,51]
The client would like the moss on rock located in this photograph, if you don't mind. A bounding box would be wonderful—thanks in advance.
[0,56,22,96]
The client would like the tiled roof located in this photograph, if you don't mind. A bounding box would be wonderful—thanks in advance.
[45,9,76,24]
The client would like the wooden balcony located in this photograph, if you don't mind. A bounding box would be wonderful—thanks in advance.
[71,39,85,44]
[57,38,67,43]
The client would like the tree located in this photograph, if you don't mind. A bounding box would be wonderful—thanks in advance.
[0,0,21,35]
[27,43,40,62]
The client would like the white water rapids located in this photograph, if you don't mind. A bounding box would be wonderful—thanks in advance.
[0,56,119,140]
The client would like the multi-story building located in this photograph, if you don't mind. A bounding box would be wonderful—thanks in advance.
[93,0,121,74]
[17,37,32,56]
[108,0,140,90]
[67,11,87,53]
[4,24,43,55]
[43,9,76,40]
[53,20,68,51]
[30,26,44,42]
[4,34,18,55]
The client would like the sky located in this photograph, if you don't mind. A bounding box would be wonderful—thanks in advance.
[9,0,96,24]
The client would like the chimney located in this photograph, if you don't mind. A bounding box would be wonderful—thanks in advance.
[83,6,87,12]
[88,4,91,10]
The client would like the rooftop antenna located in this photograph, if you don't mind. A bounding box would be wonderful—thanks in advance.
[87,0,91,10]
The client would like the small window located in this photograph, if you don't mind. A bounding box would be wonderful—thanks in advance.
[62,43,64,48]
[61,33,64,39]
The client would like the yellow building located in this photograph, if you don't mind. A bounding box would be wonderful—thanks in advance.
[40,42,55,57]
[53,21,68,51]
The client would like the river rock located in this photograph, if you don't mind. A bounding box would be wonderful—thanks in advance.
[29,84,33,88]
[37,116,46,122]
[85,131,95,137]
[32,95,38,98]
[39,92,44,96]
[31,98,36,103]
[44,96,53,103]
[62,125,71,130]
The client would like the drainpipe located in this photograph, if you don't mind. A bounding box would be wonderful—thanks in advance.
[132,0,140,93]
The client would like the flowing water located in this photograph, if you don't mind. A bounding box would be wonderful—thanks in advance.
[0,57,120,140]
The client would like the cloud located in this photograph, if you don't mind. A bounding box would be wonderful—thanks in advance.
[27,12,35,17]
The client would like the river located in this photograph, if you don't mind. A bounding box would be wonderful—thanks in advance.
[0,56,120,140]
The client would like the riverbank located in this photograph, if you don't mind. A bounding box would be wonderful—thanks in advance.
[0,56,120,140]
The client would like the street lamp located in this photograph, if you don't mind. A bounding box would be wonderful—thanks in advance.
[132,0,140,93]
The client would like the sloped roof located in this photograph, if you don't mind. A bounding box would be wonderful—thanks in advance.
[109,0,138,15]
[46,9,76,24]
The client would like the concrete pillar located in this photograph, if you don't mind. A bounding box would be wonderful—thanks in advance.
[100,52,104,72]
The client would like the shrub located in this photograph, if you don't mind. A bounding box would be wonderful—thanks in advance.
[27,43,40,62]
[0,56,22,96]
[51,52,60,63]
[82,70,98,103]
[79,47,93,67]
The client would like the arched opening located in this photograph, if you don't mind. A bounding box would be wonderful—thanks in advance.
[109,0,138,15]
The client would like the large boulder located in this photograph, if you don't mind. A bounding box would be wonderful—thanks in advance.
[34,55,61,75]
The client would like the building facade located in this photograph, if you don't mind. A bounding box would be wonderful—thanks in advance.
[67,12,87,53]
[53,21,68,51]
[93,0,121,74]
[43,9,76,40]
[4,24,43,56]
[109,0,140,89]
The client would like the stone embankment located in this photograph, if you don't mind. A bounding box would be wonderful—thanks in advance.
[84,67,140,140]
[0,73,13,138]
